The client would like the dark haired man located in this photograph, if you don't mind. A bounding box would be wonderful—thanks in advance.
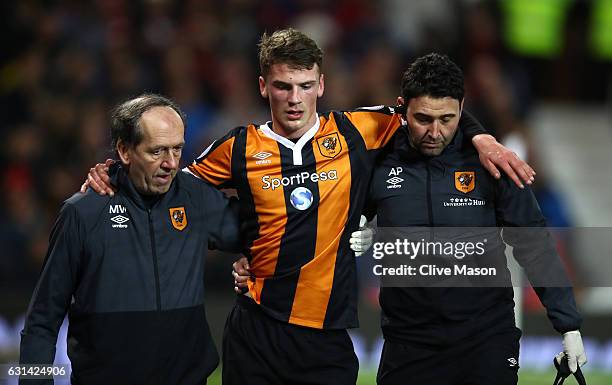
[85,29,535,385]
[352,53,585,385]
[20,94,242,385]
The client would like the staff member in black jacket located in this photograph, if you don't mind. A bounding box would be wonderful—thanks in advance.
[19,94,242,385]
[350,54,586,385]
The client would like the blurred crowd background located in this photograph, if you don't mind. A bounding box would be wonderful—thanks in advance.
[1,0,612,376]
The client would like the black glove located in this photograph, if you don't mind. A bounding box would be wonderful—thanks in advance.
[553,354,586,385]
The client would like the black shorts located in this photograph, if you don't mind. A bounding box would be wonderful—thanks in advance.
[222,295,359,385]
[377,327,521,385]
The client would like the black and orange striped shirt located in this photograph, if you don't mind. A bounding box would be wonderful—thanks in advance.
[188,107,484,329]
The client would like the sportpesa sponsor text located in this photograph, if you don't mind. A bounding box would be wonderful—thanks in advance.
[262,170,338,190]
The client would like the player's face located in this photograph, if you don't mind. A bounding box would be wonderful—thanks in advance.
[117,106,185,195]
[259,63,324,139]
[402,95,463,156]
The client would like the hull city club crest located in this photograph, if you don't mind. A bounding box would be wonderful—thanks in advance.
[455,171,475,193]
[169,207,188,231]
[316,133,342,159]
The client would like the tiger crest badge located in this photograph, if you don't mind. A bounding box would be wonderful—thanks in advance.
[454,171,475,193]
[169,207,188,231]
[317,133,342,159]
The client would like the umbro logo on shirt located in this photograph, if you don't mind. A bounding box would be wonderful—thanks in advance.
[386,177,403,189]
[110,215,129,228]
[253,152,272,165]
[386,167,403,189]
[109,205,129,229]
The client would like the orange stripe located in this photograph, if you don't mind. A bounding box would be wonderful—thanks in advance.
[247,277,266,304]
[344,110,402,150]
[289,115,352,328]
[243,125,288,303]
[187,137,234,185]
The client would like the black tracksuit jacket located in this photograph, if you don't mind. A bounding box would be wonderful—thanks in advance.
[20,165,241,384]
[368,127,582,346]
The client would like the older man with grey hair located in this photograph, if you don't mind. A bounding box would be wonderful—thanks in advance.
[20,94,242,385]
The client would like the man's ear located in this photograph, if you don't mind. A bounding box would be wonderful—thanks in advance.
[259,76,267,98]
[396,96,405,107]
[116,139,130,165]
[317,73,325,98]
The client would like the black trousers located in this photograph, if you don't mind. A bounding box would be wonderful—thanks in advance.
[222,295,359,385]
[377,327,521,385]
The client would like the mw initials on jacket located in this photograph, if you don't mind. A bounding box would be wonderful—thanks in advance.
[109,205,127,214]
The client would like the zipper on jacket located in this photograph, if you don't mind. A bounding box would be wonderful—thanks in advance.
[425,162,436,243]
[148,209,162,311]
[426,162,434,227]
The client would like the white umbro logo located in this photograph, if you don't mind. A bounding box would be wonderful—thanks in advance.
[507,357,518,367]
[253,152,272,160]
[253,151,272,165]
[110,214,129,228]
[386,176,404,189]
[109,205,129,228]
[386,167,404,189]
[111,215,129,224]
